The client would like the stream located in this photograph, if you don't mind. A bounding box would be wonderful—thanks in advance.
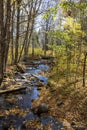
[0,60,64,130]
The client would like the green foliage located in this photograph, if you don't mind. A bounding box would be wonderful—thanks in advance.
[47,9,85,84]
[76,2,87,10]
[49,7,58,15]
[60,1,76,10]
[42,14,49,19]
[42,6,58,21]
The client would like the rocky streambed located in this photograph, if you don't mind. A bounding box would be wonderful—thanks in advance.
[0,59,64,130]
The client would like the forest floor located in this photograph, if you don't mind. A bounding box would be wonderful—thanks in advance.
[32,59,87,130]
[32,71,87,129]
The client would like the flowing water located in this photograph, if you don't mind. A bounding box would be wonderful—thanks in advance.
[0,61,63,130]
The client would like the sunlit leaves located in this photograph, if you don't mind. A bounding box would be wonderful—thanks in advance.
[42,13,49,19]
[49,7,58,15]
[52,16,57,21]
[76,2,87,10]
[64,17,81,33]
[60,1,76,10]
[42,6,58,21]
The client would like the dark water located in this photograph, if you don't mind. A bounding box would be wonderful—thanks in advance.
[0,62,63,130]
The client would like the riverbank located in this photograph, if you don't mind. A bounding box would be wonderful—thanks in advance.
[32,69,87,129]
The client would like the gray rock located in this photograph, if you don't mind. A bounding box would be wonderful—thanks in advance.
[21,76,26,79]
[57,101,64,106]
[37,103,49,115]
[74,126,86,130]
[23,81,30,86]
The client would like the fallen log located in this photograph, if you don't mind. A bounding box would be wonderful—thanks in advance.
[0,86,27,94]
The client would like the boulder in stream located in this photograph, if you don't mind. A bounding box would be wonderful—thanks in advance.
[32,103,49,115]
[36,103,49,115]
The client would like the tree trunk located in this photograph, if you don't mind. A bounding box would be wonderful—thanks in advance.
[44,32,47,56]
[0,0,4,85]
[18,2,33,61]
[4,0,11,69]
[26,19,35,57]
[11,2,15,64]
[83,52,87,87]
[15,0,20,64]
[32,37,34,56]
[18,14,30,62]
[44,19,49,56]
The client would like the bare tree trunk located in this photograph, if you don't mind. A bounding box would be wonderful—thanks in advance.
[66,44,71,83]
[26,18,35,57]
[24,0,42,58]
[0,0,12,84]
[11,2,15,64]
[0,0,4,85]
[44,18,49,56]
[24,2,34,58]
[14,0,20,64]
[18,0,42,61]
[18,14,31,62]
[32,36,34,56]
[4,0,11,70]
[44,32,48,56]
[83,52,87,87]
[18,1,34,61]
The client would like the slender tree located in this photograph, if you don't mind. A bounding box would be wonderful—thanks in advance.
[14,0,20,64]
[0,0,4,85]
